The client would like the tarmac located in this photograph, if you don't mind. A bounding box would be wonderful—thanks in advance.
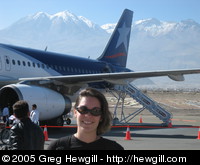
[43,117,200,150]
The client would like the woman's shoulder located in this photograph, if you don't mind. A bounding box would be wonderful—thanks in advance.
[47,135,72,150]
[98,137,124,150]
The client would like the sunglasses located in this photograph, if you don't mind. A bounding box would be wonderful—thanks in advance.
[76,106,102,116]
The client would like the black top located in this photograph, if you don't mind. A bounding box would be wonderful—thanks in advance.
[9,118,44,150]
[47,135,124,150]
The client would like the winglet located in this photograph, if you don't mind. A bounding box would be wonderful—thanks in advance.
[98,9,133,67]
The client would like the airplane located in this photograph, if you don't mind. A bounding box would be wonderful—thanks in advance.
[0,9,200,126]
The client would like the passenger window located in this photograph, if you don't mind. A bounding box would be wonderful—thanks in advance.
[12,60,16,65]
[42,64,45,69]
[6,58,9,64]
[37,63,40,68]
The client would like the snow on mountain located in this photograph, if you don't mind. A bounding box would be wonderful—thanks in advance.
[0,11,108,56]
[101,23,116,33]
[129,18,200,71]
[0,11,200,87]
[2,11,105,38]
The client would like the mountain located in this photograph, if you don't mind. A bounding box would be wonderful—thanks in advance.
[0,11,108,57]
[0,11,200,88]
[131,19,200,71]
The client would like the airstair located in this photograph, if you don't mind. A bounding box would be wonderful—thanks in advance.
[111,83,172,126]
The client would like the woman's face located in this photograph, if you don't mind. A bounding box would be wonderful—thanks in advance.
[74,96,102,135]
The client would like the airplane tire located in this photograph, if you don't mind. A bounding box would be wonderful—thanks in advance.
[1,128,10,144]
[55,117,64,126]
[66,118,71,125]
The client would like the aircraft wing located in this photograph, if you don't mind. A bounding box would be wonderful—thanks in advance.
[19,68,200,85]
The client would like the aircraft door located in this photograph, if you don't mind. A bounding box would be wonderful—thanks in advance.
[4,56,11,71]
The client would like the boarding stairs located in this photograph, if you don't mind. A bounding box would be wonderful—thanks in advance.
[112,83,172,126]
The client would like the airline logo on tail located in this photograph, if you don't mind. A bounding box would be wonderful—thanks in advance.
[105,52,126,59]
[98,9,133,67]
[106,22,131,59]
[115,22,131,52]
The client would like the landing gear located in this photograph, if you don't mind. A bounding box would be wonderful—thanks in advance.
[54,117,64,126]
[40,114,73,126]
[66,118,71,125]
[63,115,72,125]
[40,116,64,126]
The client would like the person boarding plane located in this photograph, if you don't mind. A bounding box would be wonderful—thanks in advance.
[0,9,199,126]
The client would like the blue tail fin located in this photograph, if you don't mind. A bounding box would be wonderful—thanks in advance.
[98,9,133,67]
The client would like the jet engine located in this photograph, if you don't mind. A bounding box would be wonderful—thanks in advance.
[0,84,71,126]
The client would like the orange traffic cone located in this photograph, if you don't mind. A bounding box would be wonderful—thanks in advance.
[168,119,172,128]
[43,125,48,141]
[124,126,132,140]
[139,116,143,123]
[197,128,200,140]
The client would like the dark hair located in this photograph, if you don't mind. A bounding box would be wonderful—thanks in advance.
[32,104,37,109]
[13,100,29,119]
[74,88,113,135]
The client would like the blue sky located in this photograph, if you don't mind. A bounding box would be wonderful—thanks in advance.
[0,0,200,29]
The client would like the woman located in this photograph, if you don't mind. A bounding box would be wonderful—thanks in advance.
[47,88,124,150]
